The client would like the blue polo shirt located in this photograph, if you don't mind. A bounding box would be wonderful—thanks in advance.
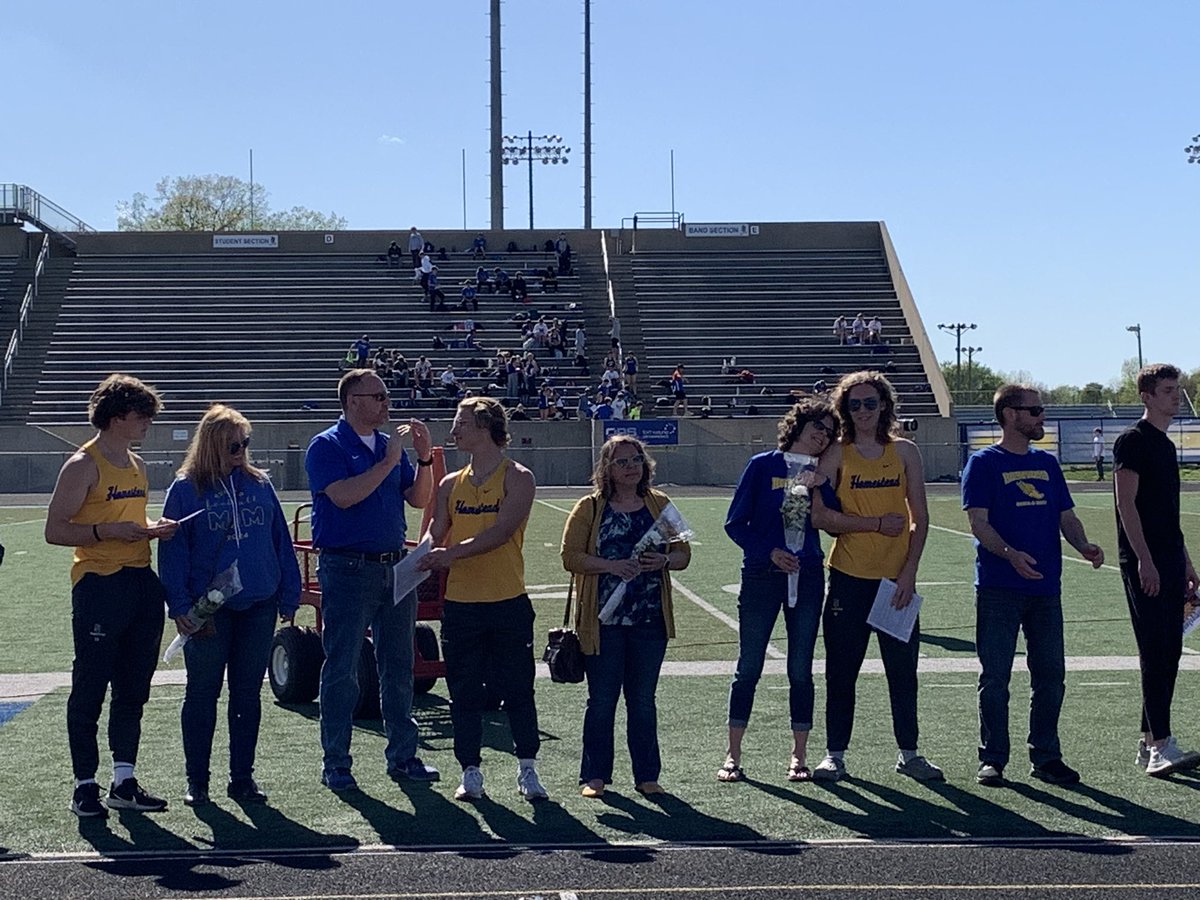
[305,417,415,552]
[961,444,1073,595]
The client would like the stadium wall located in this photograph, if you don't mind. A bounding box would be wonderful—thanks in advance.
[0,416,960,493]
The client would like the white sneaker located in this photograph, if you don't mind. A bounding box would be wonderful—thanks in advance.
[517,763,548,801]
[1135,739,1150,770]
[1146,737,1200,778]
[812,755,847,782]
[454,766,485,801]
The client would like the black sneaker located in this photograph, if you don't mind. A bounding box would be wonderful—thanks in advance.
[976,763,1005,787]
[71,782,108,818]
[1030,759,1080,785]
[227,778,268,803]
[184,782,210,806]
[106,777,169,811]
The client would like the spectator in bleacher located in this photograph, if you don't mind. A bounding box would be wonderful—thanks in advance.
[354,335,371,368]
[159,404,301,807]
[671,365,688,417]
[339,343,358,372]
[576,392,591,420]
[532,317,549,347]
[611,391,628,420]
[542,265,558,293]
[387,242,403,269]
[867,316,883,345]
[415,356,434,396]
[627,400,643,420]
[418,252,433,291]
[574,324,587,357]
[1092,427,1104,481]
[504,354,520,400]
[537,386,553,420]
[808,370,941,784]
[440,365,460,398]
[475,266,492,293]
[427,267,447,311]
[469,234,487,259]
[391,355,410,393]
[408,228,424,270]
[555,233,572,275]
[624,354,639,396]
[460,281,479,312]
[610,316,621,348]
[509,403,531,421]
[851,313,866,346]
[833,316,849,346]
[493,267,512,295]
[592,395,614,420]
[602,362,622,390]
[719,398,836,785]
[524,354,541,398]
[512,272,529,303]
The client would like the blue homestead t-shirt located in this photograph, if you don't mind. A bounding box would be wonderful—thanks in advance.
[961,445,1074,595]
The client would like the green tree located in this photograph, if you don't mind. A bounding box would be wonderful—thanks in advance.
[116,175,347,232]
[940,359,1004,406]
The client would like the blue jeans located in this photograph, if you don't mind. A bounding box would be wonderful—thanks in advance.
[181,600,277,784]
[728,563,823,732]
[580,620,668,785]
[976,587,1065,768]
[317,553,417,773]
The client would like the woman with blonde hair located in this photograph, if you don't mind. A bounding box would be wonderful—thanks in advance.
[159,404,300,806]
[561,436,691,798]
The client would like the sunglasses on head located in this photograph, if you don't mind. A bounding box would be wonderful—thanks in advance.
[611,454,645,469]
[1010,404,1045,417]
[847,397,880,412]
[229,437,251,454]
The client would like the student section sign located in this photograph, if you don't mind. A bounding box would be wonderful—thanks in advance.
[602,420,679,445]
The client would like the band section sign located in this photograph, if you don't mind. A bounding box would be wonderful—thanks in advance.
[684,223,752,238]
[603,420,679,445]
[213,234,279,248]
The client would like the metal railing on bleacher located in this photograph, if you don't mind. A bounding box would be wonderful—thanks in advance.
[1,234,49,407]
[0,184,94,234]
[619,211,685,255]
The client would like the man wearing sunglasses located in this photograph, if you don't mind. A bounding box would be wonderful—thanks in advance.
[305,369,437,792]
[1114,363,1200,777]
[962,384,1104,787]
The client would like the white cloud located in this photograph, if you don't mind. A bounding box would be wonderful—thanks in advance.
[378,134,405,145]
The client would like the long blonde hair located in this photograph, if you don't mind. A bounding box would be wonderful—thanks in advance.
[178,404,266,493]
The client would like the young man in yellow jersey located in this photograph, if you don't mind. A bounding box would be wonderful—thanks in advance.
[45,374,179,817]
[419,397,546,801]
[811,370,942,783]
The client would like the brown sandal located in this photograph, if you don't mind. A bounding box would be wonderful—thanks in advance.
[717,758,745,783]
[787,759,812,782]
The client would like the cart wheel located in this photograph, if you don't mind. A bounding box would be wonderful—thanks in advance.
[269,626,321,704]
[354,638,381,720]
[413,622,439,695]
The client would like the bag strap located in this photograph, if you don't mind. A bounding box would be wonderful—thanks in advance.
[562,494,601,628]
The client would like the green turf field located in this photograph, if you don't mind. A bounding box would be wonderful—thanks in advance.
[2,484,1200,854]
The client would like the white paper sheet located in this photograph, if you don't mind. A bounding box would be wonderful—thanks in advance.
[865,578,923,643]
[392,535,432,605]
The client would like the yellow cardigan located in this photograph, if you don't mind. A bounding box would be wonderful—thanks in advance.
[559,489,692,655]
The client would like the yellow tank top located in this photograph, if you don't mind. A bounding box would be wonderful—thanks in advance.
[444,458,527,602]
[71,438,152,584]
[828,441,910,579]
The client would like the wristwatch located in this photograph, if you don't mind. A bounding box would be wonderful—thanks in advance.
[417,457,434,467]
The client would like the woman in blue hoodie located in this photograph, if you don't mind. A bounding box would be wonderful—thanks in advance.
[160,404,300,806]
[720,398,836,783]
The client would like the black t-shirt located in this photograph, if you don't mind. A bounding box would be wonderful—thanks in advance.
[1113,419,1183,567]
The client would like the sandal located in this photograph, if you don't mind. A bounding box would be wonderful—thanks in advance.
[717,758,745,783]
[787,759,812,782]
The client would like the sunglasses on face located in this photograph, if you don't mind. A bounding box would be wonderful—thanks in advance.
[810,420,837,436]
[229,437,251,454]
[351,391,389,403]
[1010,404,1045,417]
[847,397,880,412]
[611,455,645,470]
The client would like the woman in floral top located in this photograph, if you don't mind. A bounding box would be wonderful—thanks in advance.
[720,399,837,783]
[560,436,691,798]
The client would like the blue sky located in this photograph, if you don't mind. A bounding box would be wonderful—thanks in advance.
[8,0,1199,390]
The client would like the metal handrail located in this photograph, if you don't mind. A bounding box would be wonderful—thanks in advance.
[33,232,49,297]
[599,232,616,320]
[0,329,16,405]
[618,210,685,255]
[0,183,94,234]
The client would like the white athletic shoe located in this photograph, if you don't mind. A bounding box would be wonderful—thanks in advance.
[454,766,485,801]
[517,763,548,801]
[1146,737,1200,777]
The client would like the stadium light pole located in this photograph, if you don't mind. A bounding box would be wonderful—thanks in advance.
[937,322,977,399]
[964,346,983,404]
[501,133,571,230]
[1126,323,1143,370]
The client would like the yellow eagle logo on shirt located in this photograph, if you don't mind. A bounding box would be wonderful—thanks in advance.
[1015,481,1045,501]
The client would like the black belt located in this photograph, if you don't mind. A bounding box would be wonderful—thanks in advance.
[320,547,405,564]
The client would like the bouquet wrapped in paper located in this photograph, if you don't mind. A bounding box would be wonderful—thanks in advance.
[163,561,243,662]
[597,502,694,624]
[781,452,818,607]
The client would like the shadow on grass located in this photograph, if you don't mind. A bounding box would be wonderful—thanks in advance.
[919,632,976,654]
[1007,780,1200,838]
[595,789,766,844]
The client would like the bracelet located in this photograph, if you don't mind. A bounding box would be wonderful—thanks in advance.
[417,457,434,467]
[875,517,882,533]
[92,524,101,542]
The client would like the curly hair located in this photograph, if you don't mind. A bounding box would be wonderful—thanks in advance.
[777,398,836,450]
[457,396,510,447]
[591,435,656,499]
[830,370,900,444]
[88,374,162,431]
[1136,363,1181,396]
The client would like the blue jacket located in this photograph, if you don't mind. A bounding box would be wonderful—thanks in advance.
[159,469,301,619]
[725,450,824,571]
